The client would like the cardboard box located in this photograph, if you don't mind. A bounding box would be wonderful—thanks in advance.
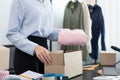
[100,51,116,66]
[45,50,82,78]
[0,45,10,70]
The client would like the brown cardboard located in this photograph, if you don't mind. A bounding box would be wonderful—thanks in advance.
[45,50,82,78]
[100,51,116,66]
[0,45,10,70]
[83,64,100,71]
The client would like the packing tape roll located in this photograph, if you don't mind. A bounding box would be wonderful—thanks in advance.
[42,76,58,80]
[0,70,9,80]
[44,73,64,77]
[43,73,65,80]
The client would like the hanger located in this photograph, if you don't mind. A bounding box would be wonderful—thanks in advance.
[70,0,77,2]
[86,0,95,6]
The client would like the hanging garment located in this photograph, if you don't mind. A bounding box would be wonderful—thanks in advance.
[81,0,92,53]
[88,4,106,59]
[62,0,88,60]
[63,1,84,29]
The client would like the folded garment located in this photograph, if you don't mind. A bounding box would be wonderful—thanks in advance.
[58,29,87,46]
[0,70,9,80]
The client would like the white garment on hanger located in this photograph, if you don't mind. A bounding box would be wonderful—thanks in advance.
[81,0,92,53]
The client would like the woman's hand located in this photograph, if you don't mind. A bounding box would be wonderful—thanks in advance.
[35,45,52,64]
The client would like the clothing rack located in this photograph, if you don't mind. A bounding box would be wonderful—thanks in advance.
[50,40,52,51]
[95,0,97,4]
[49,0,98,52]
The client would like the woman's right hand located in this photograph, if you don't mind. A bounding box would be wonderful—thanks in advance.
[35,45,52,64]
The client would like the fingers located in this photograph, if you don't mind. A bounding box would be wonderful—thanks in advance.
[42,49,52,64]
[37,49,52,64]
[35,45,52,64]
[36,52,45,64]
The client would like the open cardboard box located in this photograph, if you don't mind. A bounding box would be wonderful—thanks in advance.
[0,45,10,70]
[45,50,82,78]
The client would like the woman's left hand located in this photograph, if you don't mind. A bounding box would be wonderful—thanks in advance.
[35,45,52,64]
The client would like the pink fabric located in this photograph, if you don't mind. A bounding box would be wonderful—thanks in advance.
[0,71,9,80]
[58,29,87,46]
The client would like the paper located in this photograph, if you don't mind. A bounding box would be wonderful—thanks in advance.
[5,75,29,80]
[20,70,43,79]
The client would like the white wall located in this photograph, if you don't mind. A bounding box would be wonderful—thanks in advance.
[0,0,12,45]
[97,0,120,62]
[52,0,70,50]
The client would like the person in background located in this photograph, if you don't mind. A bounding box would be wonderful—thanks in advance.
[6,0,58,74]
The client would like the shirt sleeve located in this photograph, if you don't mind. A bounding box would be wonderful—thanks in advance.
[47,29,59,41]
[6,0,38,56]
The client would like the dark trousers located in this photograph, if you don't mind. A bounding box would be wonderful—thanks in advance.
[14,36,48,75]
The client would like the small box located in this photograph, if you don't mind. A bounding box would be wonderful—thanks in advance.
[45,50,82,78]
[0,45,10,70]
[100,51,116,66]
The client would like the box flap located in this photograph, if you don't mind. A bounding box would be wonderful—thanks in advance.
[0,45,9,50]
[65,64,82,78]
[50,51,64,66]
[64,51,82,66]
[0,45,10,70]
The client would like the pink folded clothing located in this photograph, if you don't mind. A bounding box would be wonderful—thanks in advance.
[0,70,9,80]
[58,29,87,46]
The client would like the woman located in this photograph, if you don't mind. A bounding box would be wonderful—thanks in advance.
[6,0,58,74]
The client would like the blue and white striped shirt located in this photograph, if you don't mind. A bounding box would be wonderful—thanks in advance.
[6,0,58,55]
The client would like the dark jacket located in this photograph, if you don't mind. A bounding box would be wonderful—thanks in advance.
[88,4,106,59]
